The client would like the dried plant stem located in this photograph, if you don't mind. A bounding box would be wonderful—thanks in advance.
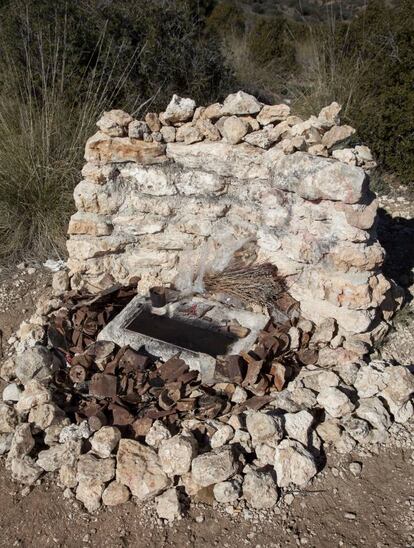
[204,263,284,307]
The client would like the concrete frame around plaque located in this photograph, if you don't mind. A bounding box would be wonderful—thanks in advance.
[98,294,269,384]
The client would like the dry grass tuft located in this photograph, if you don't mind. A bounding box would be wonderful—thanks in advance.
[0,14,142,263]
[204,263,285,308]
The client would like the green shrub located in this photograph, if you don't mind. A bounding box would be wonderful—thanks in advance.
[206,0,246,37]
[246,16,296,69]
[345,0,414,184]
[288,0,414,185]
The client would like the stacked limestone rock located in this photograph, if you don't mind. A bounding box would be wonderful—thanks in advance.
[67,91,401,362]
[0,336,413,519]
[88,91,376,165]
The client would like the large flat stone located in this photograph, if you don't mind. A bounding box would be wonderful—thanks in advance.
[85,132,167,165]
[269,152,367,204]
[167,142,268,180]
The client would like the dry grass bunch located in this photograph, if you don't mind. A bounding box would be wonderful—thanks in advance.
[204,262,285,308]
[0,10,142,262]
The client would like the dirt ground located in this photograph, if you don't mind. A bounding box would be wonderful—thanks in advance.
[0,190,414,548]
[0,443,412,548]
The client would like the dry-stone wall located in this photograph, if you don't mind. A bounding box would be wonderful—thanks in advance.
[67,91,402,360]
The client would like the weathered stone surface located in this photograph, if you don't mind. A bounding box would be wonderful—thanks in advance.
[301,370,340,392]
[322,125,356,149]
[59,421,92,443]
[355,397,391,432]
[37,441,81,472]
[270,152,366,204]
[120,165,177,196]
[245,412,284,447]
[145,420,171,449]
[354,361,387,398]
[85,132,166,165]
[210,425,234,448]
[221,91,262,116]
[44,419,71,446]
[311,318,337,345]
[380,366,414,423]
[160,125,176,143]
[145,112,161,132]
[284,410,314,446]
[174,170,224,196]
[28,403,65,431]
[66,235,127,261]
[81,163,117,184]
[243,128,273,149]
[7,424,34,462]
[0,432,13,455]
[213,478,241,503]
[163,94,196,124]
[158,433,197,477]
[0,404,17,433]
[90,426,121,458]
[308,143,328,157]
[257,104,290,125]
[68,212,112,237]
[97,110,133,137]
[2,383,21,403]
[191,446,238,487]
[15,379,51,414]
[0,357,16,382]
[176,124,203,145]
[333,362,361,386]
[128,120,149,139]
[15,346,58,386]
[317,387,355,418]
[116,439,171,500]
[243,470,278,509]
[341,416,371,444]
[167,141,267,179]
[76,479,104,512]
[336,199,378,231]
[274,440,317,487]
[59,464,78,489]
[335,431,357,453]
[102,481,130,506]
[318,102,342,128]
[316,418,342,444]
[203,102,223,120]
[255,443,276,465]
[220,116,250,144]
[156,488,181,522]
[11,456,42,485]
[196,118,221,141]
[77,453,115,483]
[355,145,375,166]
[231,429,252,453]
[332,148,356,165]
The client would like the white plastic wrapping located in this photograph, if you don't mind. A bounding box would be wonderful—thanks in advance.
[174,231,251,295]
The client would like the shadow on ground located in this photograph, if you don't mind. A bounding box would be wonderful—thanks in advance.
[377,208,414,291]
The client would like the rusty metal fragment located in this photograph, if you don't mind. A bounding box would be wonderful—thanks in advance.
[90,373,117,398]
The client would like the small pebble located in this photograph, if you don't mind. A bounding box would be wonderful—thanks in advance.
[284,493,294,505]
[349,462,362,476]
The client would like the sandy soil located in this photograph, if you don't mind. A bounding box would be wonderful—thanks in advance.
[0,441,412,548]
